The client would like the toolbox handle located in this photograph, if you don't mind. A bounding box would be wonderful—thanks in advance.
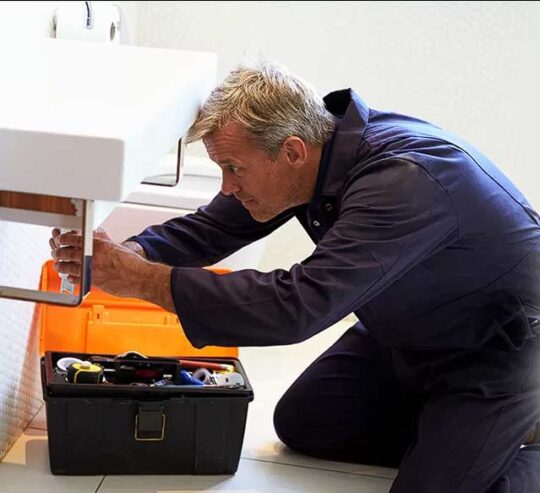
[135,402,166,441]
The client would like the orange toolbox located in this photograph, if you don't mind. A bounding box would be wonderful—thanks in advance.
[38,260,238,358]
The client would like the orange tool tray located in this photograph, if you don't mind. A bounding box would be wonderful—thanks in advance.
[38,260,238,358]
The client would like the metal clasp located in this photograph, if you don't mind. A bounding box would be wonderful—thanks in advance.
[135,403,166,441]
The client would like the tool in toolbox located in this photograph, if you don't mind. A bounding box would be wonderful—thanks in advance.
[114,350,235,372]
[54,349,245,388]
[56,356,83,372]
[66,361,104,384]
[179,359,234,372]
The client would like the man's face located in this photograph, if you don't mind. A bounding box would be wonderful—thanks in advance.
[204,122,303,222]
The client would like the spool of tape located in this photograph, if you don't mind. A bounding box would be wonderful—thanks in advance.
[57,357,83,372]
[192,367,212,384]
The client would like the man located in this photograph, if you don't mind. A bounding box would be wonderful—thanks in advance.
[50,62,540,492]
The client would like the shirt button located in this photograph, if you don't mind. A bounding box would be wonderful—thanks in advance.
[325,203,333,211]
[312,220,320,227]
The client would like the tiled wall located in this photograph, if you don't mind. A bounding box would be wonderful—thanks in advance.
[0,223,51,459]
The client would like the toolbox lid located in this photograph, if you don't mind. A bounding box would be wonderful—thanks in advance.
[42,351,254,400]
[38,260,237,359]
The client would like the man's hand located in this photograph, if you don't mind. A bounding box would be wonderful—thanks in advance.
[49,228,174,312]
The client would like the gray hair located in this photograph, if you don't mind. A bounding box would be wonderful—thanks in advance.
[187,62,335,159]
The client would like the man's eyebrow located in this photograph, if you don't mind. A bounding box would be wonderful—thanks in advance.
[219,161,239,168]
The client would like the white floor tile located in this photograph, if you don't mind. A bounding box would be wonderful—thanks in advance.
[241,399,396,480]
[0,429,103,493]
[97,458,392,493]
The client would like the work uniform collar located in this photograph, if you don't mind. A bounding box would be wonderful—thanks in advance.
[316,89,370,199]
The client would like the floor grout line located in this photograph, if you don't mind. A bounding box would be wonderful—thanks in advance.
[24,402,45,431]
[240,456,395,481]
[94,475,106,493]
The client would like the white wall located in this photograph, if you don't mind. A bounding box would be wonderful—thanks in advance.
[131,0,540,270]
[0,2,66,461]
[0,0,140,460]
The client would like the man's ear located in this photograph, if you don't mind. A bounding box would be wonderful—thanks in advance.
[282,137,308,168]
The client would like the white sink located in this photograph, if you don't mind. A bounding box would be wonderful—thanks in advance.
[0,38,217,305]
[0,38,217,205]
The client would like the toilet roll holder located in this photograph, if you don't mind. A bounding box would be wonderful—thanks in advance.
[52,1,119,43]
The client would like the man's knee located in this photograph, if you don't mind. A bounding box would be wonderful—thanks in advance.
[273,387,302,449]
[273,383,325,455]
[273,382,407,467]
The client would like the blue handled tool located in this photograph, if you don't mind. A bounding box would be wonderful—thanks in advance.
[178,370,204,386]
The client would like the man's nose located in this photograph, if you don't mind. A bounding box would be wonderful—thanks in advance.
[221,171,241,196]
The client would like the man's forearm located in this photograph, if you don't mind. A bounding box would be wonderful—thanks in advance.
[122,240,148,259]
[125,258,175,313]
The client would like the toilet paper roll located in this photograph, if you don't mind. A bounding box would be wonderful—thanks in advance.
[53,2,121,44]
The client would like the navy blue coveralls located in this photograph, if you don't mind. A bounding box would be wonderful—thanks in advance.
[131,90,540,493]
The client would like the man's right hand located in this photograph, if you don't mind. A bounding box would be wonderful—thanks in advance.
[49,228,174,311]
[49,228,148,296]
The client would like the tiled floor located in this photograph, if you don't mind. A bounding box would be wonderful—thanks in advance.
[0,319,396,493]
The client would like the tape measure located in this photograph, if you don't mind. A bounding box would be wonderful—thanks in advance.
[67,361,104,384]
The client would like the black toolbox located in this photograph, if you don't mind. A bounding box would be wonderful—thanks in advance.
[41,351,254,475]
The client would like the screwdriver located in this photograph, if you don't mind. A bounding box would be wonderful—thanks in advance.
[179,359,234,372]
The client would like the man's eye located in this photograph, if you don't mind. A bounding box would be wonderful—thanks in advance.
[229,165,241,175]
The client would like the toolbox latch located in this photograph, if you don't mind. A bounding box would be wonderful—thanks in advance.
[135,402,166,441]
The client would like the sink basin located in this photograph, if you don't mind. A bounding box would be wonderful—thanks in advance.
[0,38,217,204]
[0,38,217,306]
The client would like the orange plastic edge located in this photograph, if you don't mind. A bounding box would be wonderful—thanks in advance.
[38,260,238,358]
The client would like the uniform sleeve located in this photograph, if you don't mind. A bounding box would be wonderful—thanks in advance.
[127,192,294,267]
[170,160,459,347]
